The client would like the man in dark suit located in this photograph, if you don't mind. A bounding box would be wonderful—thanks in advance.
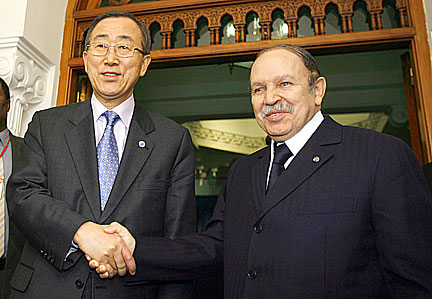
[423,162,432,192]
[98,44,432,298]
[7,11,196,298]
[0,78,25,299]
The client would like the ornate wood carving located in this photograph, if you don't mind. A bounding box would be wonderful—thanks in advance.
[71,0,409,56]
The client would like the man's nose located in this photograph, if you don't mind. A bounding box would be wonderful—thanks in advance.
[104,46,119,65]
[264,87,280,106]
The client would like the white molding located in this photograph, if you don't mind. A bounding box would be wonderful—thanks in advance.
[0,36,55,137]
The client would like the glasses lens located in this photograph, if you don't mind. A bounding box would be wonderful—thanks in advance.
[116,44,134,57]
[87,43,136,57]
[89,42,108,56]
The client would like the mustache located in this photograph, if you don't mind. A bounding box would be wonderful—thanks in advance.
[260,102,294,119]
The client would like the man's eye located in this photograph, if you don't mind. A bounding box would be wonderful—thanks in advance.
[281,82,290,87]
[118,44,132,50]
[95,43,108,48]
[253,87,264,94]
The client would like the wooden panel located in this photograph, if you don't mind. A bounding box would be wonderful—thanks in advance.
[407,0,432,162]
[66,27,415,67]
[401,52,423,163]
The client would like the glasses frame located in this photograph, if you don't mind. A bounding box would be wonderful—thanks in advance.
[85,42,146,58]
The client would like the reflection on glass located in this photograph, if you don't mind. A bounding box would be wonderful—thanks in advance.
[172,20,186,48]
[382,0,400,29]
[221,15,235,44]
[272,18,288,39]
[150,22,162,50]
[325,4,342,34]
[297,6,314,37]
[196,17,210,46]
[352,1,371,32]
[246,13,261,41]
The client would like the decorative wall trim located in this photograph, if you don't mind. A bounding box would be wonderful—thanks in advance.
[0,37,55,137]
[183,120,266,155]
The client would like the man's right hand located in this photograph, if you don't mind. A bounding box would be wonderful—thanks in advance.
[85,222,136,278]
[74,222,136,278]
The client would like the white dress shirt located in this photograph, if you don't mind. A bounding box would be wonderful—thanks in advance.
[266,111,324,188]
[91,94,134,161]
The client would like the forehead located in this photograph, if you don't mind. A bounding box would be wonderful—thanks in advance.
[90,17,141,42]
[250,49,309,82]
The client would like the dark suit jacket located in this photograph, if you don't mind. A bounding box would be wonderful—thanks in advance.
[132,116,432,298]
[7,100,196,298]
[423,162,432,193]
[1,135,26,299]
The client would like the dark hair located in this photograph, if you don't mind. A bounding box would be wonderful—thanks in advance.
[0,77,10,102]
[84,10,151,55]
[255,44,321,90]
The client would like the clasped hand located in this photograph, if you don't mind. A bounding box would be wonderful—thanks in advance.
[74,221,136,279]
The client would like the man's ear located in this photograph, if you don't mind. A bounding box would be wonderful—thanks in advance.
[313,76,326,106]
[140,55,151,77]
[83,51,88,73]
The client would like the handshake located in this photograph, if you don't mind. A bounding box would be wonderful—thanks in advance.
[73,221,135,279]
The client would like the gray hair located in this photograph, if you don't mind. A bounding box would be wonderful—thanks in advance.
[255,44,321,91]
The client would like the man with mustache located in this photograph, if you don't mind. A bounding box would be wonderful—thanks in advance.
[7,10,196,298]
[95,44,432,298]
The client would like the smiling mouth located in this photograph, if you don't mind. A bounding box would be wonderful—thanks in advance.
[102,72,120,77]
[265,111,287,119]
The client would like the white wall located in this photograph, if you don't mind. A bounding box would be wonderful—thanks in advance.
[0,0,27,38]
[0,0,68,137]
[423,0,432,62]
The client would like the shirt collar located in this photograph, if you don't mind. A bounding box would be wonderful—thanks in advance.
[91,94,135,129]
[273,110,324,156]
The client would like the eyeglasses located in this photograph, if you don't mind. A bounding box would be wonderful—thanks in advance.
[85,42,145,58]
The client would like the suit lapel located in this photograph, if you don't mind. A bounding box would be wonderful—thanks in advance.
[100,103,155,223]
[64,101,101,221]
[259,117,342,220]
[251,147,270,216]
[11,135,22,164]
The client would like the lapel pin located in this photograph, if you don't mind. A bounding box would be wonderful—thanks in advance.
[138,140,146,148]
[312,156,320,163]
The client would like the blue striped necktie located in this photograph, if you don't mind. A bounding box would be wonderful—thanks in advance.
[97,110,120,211]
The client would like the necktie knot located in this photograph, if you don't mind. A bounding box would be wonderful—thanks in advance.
[267,143,293,192]
[274,143,293,165]
[103,110,120,127]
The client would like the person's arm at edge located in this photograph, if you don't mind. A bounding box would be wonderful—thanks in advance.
[372,136,432,297]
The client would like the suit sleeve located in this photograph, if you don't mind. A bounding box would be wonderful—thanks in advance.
[162,128,196,238]
[7,112,89,271]
[372,137,432,297]
[423,162,432,193]
[156,127,197,296]
[124,160,230,283]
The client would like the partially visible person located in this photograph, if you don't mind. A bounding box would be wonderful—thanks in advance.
[0,77,25,299]
[95,44,432,298]
[423,162,432,192]
[7,10,196,298]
